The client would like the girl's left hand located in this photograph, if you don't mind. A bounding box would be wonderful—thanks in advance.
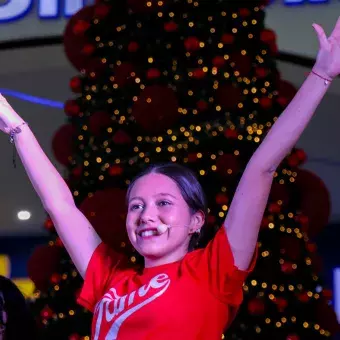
[313,17,340,80]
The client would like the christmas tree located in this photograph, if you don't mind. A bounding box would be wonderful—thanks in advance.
[29,0,339,339]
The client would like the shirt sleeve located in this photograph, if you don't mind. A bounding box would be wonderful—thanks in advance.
[187,226,257,306]
[77,242,128,312]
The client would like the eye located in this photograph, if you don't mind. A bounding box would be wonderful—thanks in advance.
[158,200,172,207]
[130,203,143,211]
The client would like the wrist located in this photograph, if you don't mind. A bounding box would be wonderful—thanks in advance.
[311,68,332,85]
[312,65,333,81]
[8,118,26,131]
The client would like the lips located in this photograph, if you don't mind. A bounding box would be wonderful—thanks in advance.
[137,228,159,238]
[140,230,158,237]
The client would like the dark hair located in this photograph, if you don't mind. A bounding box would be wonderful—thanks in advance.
[0,276,37,340]
[127,163,208,251]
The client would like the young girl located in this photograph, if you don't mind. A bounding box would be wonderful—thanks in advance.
[0,19,339,340]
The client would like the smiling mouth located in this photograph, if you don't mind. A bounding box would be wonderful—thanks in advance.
[138,229,160,238]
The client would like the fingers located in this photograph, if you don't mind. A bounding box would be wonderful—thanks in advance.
[330,16,340,40]
[312,23,329,50]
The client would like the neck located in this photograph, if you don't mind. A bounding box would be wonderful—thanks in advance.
[144,246,188,268]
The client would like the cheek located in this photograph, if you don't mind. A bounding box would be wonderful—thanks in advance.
[162,206,191,226]
[126,213,137,234]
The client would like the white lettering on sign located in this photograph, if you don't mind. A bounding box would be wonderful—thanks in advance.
[0,0,88,23]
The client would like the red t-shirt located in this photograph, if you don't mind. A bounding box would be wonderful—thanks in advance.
[78,227,256,340]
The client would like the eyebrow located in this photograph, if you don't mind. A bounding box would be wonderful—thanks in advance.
[129,193,177,202]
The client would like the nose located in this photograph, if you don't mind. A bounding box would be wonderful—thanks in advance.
[139,203,158,225]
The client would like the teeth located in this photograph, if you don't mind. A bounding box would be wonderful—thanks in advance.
[140,230,158,237]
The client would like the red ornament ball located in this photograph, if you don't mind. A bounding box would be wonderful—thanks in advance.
[260,29,276,44]
[109,165,124,176]
[113,130,132,145]
[281,261,295,274]
[295,214,309,232]
[128,41,139,53]
[40,305,54,319]
[44,217,54,231]
[287,335,300,340]
[259,97,273,109]
[147,68,161,79]
[215,193,229,205]
[188,153,198,163]
[27,245,62,292]
[274,297,288,312]
[89,111,112,136]
[268,202,281,213]
[295,148,307,163]
[69,76,82,93]
[94,3,111,19]
[221,33,235,44]
[277,96,289,107]
[298,291,310,303]
[50,273,62,284]
[192,68,206,79]
[260,216,270,230]
[164,21,178,32]
[239,8,251,17]
[81,43,96,56]
[52,124,75,166]
[295,169,330,238]
[72,20,90,36]
[55,237,64,247]
[212,56,226,67]
[278,80,297,104]
[248,298,265,315]
[69,333,81,340]
[207,215,216,226]
[184,36,200,51]
[255,67,268,78]
[64,99,80,117]
[196,100,209,111]
[71,165,83,179]
[224,128,238,139]
[63,5,100,71]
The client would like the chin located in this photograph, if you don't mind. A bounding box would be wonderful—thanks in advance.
[137,244,167,259]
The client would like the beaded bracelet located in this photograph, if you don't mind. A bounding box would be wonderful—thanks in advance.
[9,121,27,168]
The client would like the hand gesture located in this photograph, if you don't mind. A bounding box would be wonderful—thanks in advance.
[0,94,22,135]
[313,17,340,80]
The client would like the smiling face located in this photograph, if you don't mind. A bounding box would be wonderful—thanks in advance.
[126,172,204,267]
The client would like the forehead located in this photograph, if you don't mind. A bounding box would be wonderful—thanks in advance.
[130,173,181,198]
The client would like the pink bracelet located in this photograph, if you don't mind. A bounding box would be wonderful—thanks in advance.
[311,70,332,85]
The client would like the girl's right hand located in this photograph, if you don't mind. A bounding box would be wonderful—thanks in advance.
[0,94,24,135]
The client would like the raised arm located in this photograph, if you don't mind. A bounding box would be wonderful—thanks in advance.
[0,96,101,278]
[224,19,340,271]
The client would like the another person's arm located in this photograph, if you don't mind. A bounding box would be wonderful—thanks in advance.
[224,20,340,270]
[0,96,101,278]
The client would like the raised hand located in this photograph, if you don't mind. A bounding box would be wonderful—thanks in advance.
[313,17,340,80]
[0,94,24,135]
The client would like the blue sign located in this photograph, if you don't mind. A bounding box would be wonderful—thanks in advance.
[0,0,89,23]
[272,0,331,4]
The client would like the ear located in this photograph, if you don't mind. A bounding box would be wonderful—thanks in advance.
[189,210,205,234]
